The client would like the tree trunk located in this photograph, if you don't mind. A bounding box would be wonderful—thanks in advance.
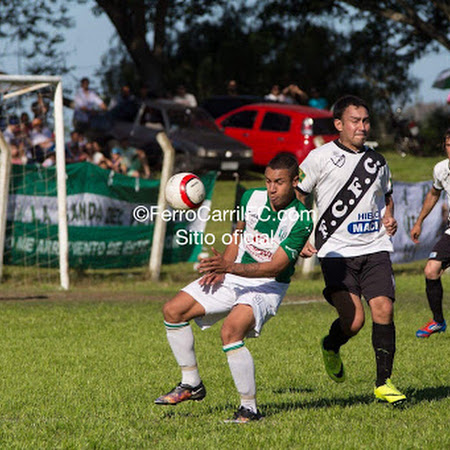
[95,0,165,95]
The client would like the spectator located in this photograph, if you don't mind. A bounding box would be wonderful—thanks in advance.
[42,149,56,168]
[110,147,128,174]
[226,79,238,96]
[265,84,286,102]
[10,144,27,165]
[109,84,138,121]
[20,112,32,133]
[30,118,55,162]
[65,131,81,163]
[31,93,50,126]
[118,138,151,179]
[282,84,308,105]
[137,83,151,105]
[308,88,329,110]
[84,140,110,167]
[3,115,21,146]
[173,85,197,108]
[73,77,107,132]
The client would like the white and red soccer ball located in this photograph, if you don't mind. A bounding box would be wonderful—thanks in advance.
[165,172,206,210]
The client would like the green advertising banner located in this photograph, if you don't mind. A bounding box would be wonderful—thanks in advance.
[4,163,217,269]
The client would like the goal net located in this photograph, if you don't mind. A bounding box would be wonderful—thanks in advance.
[0,75,69,289]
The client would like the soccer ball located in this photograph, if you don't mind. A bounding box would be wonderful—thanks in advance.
[165,172,206,210]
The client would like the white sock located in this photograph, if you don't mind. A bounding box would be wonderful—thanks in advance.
[165,321,201,387]
[223,341,257,413]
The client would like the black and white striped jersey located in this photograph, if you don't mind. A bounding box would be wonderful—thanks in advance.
[298,140,393,258]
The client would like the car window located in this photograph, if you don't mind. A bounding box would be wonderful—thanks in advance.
[313,117,338,135]
[167,108,219,132]
[141,107,164,130]
[222,110,257,129]
[260,112,291,132]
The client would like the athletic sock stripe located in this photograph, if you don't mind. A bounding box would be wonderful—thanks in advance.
[222,341,245,353]
[164,321,189,329]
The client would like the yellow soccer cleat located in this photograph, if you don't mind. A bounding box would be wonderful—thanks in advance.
[320,337,346,383]
[374,379,406,405]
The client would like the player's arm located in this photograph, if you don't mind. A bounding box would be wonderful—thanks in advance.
[295,189,316,256]
[410,187,442,243]
[198,245,291,279]
[198,221,244,285]
[295,188,308,205]
[222,221,245,262]
[382,193,398,236]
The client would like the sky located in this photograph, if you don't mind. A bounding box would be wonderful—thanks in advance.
[2,2,450,106]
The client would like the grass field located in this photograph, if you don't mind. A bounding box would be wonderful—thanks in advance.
[0,151,449,448]
[0,278,448,448]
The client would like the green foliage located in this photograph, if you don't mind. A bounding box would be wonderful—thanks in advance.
[0,0,74,74]
[420,108,450,156]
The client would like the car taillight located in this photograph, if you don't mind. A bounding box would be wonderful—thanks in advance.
[302,118,314,136]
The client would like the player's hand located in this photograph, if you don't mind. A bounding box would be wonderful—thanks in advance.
[198,247,232,274]
[300,241,317,258]
[199,272,225,286]
[410,222,421,244]
[382,216,398,236]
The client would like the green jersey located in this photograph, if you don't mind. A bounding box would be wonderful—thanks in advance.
[237,188,313,283]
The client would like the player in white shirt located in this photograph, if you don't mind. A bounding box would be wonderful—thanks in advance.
[297,95,406,405]
[410,129,450,338]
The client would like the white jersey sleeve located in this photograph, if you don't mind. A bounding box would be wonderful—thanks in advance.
[298,149,322,194]
[380,163,393,195]
[433,162,444,191]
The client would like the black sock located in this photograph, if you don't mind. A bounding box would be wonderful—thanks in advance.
[425,278,444,323]
[372,322,396,387]
[323,318,350,353]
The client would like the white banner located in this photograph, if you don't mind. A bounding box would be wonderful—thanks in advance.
[391,181,446,263]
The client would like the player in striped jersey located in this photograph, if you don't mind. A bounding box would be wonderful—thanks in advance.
[154,154,313,422]
[297,95,406,405]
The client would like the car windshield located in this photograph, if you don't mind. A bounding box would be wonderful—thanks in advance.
[167,108,219,132]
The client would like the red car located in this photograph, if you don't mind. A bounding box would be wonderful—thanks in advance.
[216,103,338,166]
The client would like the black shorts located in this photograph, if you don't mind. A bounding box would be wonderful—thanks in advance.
[429,233,450,270]
[319,251,395,305]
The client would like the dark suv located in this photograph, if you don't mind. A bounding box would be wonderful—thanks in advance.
[107,100,253,173]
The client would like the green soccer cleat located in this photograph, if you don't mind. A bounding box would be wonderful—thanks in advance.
[320,337,346,383]
[374,379,406,405]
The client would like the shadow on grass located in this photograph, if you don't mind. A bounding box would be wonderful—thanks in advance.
[0,295,49,301]
[263,393,374,415]
[272,387,314,394]
[404,385,450,404]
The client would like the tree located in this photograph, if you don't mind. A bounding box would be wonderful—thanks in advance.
[339,0,450,51]
[0,0,74,74]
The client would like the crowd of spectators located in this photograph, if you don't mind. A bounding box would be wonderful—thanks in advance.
[1,106,150,179]
[1,76,331,179]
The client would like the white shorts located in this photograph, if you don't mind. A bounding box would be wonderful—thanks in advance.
[182,273,289,337]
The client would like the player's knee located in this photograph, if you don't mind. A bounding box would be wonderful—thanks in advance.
[221,322,240,345]
[371,298,393,323]
[162,301,182,323]
[424,265,440,280]
[346,316,365,336]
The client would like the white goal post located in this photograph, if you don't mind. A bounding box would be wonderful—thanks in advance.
[0,74,69,289]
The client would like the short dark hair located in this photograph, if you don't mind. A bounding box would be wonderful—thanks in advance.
[333,95,369,120]
[267,153,299,179]
[443,128,450,149]
[81,77,89,84]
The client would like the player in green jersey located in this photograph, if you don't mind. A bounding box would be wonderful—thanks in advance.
[154,154,312,423]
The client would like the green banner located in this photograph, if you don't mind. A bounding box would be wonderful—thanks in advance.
[4,163,217,269]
